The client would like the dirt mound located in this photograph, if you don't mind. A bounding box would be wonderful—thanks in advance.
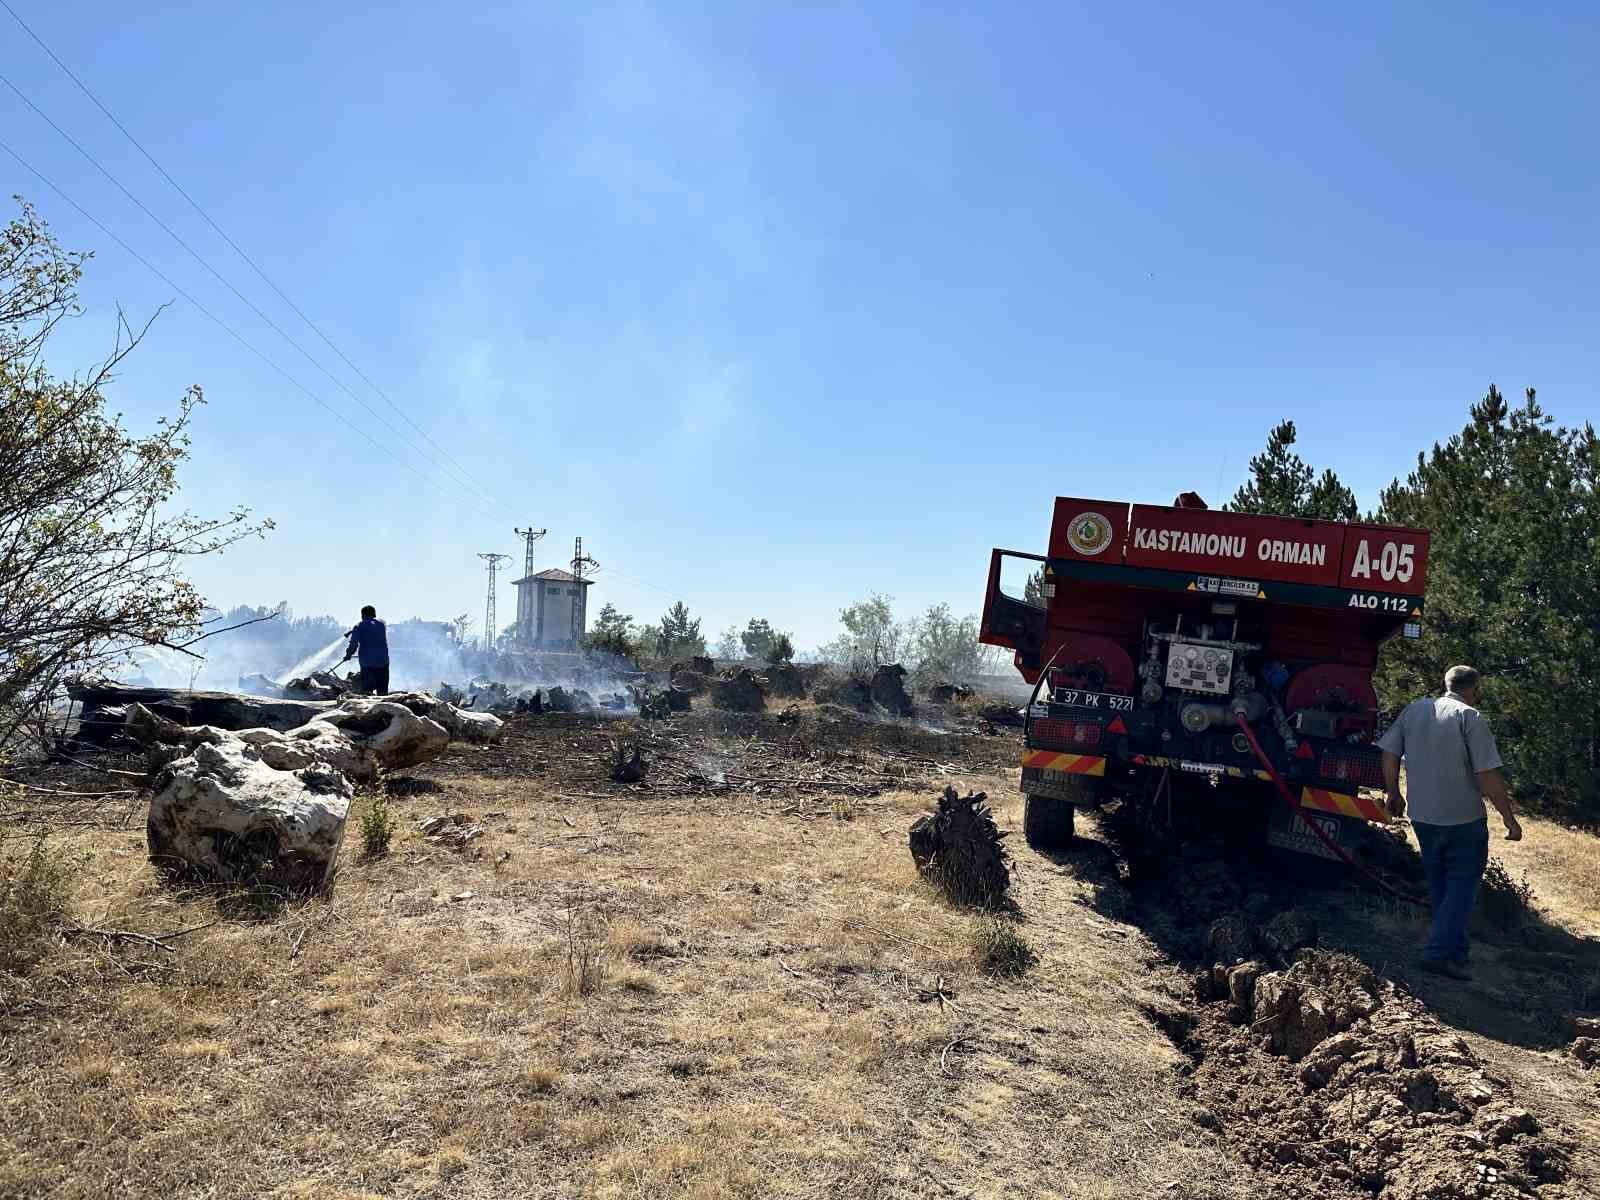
[1206,914,1259,965]
[1174,954,1571,1198]
[1125,846,1574,1198]
[1252,950,1381,1060]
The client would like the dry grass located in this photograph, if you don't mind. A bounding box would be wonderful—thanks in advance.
[1492,812,1600,936]
[0,722,1257,1200]
[10,707,1600,1200]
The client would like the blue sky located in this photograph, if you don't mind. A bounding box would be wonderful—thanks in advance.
[6,1,1596,651]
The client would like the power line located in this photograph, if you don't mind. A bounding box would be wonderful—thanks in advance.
[2,0,504,513]
[0,70,504,516]
[600,565,682,599]
[1,0,705,612]
[0,136,476,510]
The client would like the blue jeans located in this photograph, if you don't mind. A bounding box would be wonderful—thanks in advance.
[1412,818,1489,963]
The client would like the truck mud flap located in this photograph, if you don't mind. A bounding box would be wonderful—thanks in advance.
[1020,752,1104,804]
[1266,805,1359,862]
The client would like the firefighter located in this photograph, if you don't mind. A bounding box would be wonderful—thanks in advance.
[1379,665,1522,981]
[340,605,390,695]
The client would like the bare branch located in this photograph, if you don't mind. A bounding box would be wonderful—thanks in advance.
[174,611,279,649]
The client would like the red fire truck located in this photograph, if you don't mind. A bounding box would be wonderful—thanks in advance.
[979,494,1429,859]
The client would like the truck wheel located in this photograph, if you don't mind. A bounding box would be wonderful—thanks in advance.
[1024,793,1076,849]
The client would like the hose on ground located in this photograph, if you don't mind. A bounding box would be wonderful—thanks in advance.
[1232,711,1424,907]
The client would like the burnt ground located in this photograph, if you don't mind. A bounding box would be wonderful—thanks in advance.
[2,701,1598,1199]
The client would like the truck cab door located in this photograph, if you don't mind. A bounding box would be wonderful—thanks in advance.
[979,549,1048,671]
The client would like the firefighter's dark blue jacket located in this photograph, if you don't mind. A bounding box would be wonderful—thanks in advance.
[345,618,389,668]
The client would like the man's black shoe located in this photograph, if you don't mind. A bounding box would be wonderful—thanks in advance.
[1421,958,1472,981]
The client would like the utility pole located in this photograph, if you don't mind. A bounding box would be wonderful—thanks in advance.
[512,527,546,643]
[570,536,599,646]
[478,553,511,652]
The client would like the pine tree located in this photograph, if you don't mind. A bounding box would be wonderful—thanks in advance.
[766,632,795,665]
[655,601,705,658]
[740,618,777,660]
[1023,567,1046,607]
[1228,420,1358,520]
[1376,386,1600,815]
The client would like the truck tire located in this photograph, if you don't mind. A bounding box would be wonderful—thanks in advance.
[1023,793,1076,849]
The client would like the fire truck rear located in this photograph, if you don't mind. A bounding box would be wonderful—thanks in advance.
[979,494,1429,859]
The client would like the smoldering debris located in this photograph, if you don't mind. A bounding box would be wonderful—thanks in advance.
[283,671,352,701]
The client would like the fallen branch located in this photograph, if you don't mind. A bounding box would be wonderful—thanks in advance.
[45,754,146,780]
[0,779,139,798]
[289,906,342,960]
[940,1035,974,1075]
[843,918,943,955]
[60,921,220,953]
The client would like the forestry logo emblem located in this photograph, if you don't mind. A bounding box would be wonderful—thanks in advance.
[1067,512,1114,556]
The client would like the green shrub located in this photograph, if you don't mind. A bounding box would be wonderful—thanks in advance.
[1476,856,1535,932]
[971,914,1036,978]
[360,787,395,858]
[0,837,72,973]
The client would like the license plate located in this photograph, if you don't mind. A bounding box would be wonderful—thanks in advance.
[1051,688,1133,712]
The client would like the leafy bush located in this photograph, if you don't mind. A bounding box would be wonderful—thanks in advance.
[1,200,265,750]
[584,603,636,659]
[360,787,395,858]
[0,837,72,974]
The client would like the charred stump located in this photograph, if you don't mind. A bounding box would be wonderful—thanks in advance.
[610,740,647,783]
[710,668,767,712]
[871,664,914,716]
[909,786,1012,908]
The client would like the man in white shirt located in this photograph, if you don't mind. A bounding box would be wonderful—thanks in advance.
[1379,665,1522,981]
